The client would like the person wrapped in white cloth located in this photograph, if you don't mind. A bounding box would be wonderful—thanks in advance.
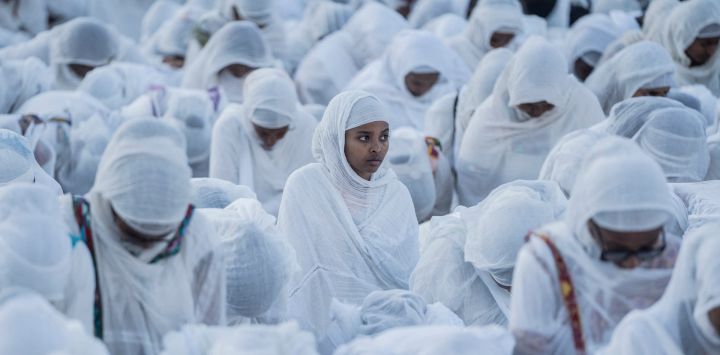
[58,118,226,355]
[646,0,720,95]
[191,178,255,209]
[564,13,621,81]
[511,136,680,355]
[586,41,677,114]
[411,180,566,327]
[597,222,720,354]
[182,21,276,104]
[346,30,469,131]
[0,129,61,194]
[210,68,316,215]
[277,91,419,338]
[446,0,525,71]
[456,36,604,206]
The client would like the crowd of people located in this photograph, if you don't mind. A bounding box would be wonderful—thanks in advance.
[0,0,719,354]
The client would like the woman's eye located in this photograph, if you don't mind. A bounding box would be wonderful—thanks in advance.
[358,135,369,142]
[381,134,389,141]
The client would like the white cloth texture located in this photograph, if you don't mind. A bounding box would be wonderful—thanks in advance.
[60,118,226,355]
[143,5,201,63]
[210,68,316,215]
[276,91,419,338]
[200,202,294,325]
[601,96,685,137]
[346,29,468,130]
[78,62,170,110]
[410,180,566,327]
[181,21,275,102]
[586,41,677,114]
[565,13,621,74]
[163,88,216,176]
[191,178,256,209]
[510,136,679,355]
[456,36,604,206]
[159,321,319,355]
[217,0,288,62]
[592,0,641,14]
[0,129,61,194]
[422,13,468,39]
[48,17,120,90]
[320,289,464,353]
[0,291,110,355]
[631,107,709,183]
[597,222,720,355]
[140,0,182,43]
[0,58,53,114]
[538,129,609,196]
[408,0,469,29]
[294,2,409,105]
[446,0,525,70]
[646,0,720,95]
[386,127,436,222]
[671,181,720,232]
[335,325,515,355]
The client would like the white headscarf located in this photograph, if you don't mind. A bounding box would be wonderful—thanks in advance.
[422,13,468,39]
[602,96,685,137]
[78,62,169,110]
[0,58,53,114]
[209,68,316,215]
[277,91,419,337]
[0,292,110,355]
[647,0,720,95]
[586,41,677,114]
[78,118,225,354]
[632,107,709,183]
[565,13,622,75]
[50,18,118,90]
[163,89,215,173]
[456,36,604,205]
[293,2,409,105]
[446,0,524,70]
[0,184,70,302]
[347,30,468,130]
[411,180,566,327]
[539,129,609,196]
[598,222,720,355]
[143,5,201,66]
[190,178,255,209]
[510,136,678,354]
[140,0,182,43]
[408,0,469,29]
[181,21,275,102]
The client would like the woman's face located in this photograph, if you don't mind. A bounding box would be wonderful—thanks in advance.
[344,121,389,180]
[573,57,594,82]
[685,36,720,67]
[162,55,185,69]
[516,101,555,118]
[709,307,720,336]
[224,63,257,79]
[68,63,96,79]
[588,219,664,269]
[253,123,289,150]
[404,72,440,97]
[489,31,515,49]
[633,86,670,98]
[111,206,167,249]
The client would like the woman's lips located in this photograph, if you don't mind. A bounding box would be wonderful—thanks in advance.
[367,159,382,167]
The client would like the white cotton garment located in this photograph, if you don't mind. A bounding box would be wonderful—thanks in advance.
[346,30,468,131]
[182,21,275,99]
[210,68,316,215]
[598,222,720,355]
[49,18,119,90]
[0,184,70,304]
[217,0,287,62]
[456,36,604,206]
[646,0,720,95]
[386,127,436,222]
[320,289,464,353]
[200,204,294,325]
[565,13,621,76]
[510,137,678,355]
[446,0,525,70]
[60,118,226,355]
[336,325,515,355]
[586,41,676,114]
[294,2,409,105]
[0,292,110,355]
[601,96,686,137]
[0,129,61,194]
[78,62,170,110]
[140,0,182,43]
[0,57,53,114]
[411,180,566,327]
[538,129,609,197]
[163,89,215,176]
[160,321,319,355]
[422,13,468,39]
[276,91,419,338]
[143,6,201,65]
[191,178,256,209]
[632,107,709,183]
